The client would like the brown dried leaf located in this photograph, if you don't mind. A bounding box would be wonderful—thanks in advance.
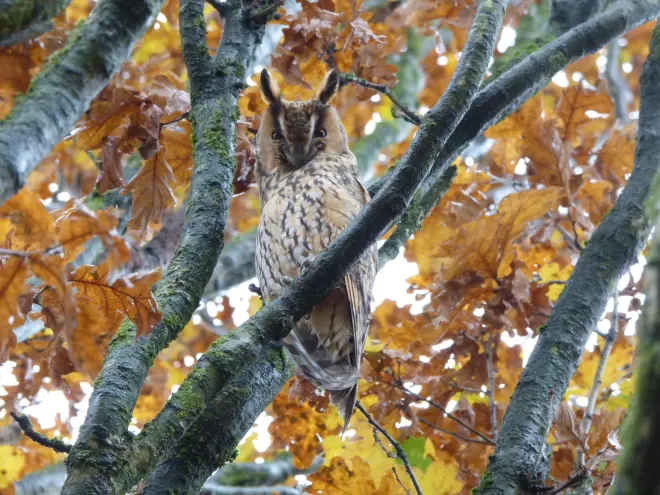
[70,262,163,336]
[123,150,177,234]
[97,136,126,193]
[53,200,129,264]
[0,255,30,356]
[0,189,57,249]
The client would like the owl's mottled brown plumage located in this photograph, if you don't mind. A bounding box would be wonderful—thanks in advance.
[254,69,377,433]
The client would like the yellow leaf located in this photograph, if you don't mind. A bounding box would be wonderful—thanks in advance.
[0,446,25,489]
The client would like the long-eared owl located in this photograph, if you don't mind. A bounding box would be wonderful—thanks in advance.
[254,68,377,433]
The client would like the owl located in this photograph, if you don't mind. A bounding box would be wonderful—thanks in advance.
[254,68,377,433]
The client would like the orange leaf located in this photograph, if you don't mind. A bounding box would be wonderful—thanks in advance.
[123,149,177,235]
[53,200,129,264]
[0,255,30,357]
[69,263,163,336]
[0,189,57,249]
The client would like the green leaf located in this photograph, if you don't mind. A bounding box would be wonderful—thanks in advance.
[399,437,432,473]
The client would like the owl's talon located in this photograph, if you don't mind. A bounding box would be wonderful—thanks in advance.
[281,275,295,286]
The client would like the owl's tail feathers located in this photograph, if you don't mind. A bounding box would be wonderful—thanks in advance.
[330,385,358,438]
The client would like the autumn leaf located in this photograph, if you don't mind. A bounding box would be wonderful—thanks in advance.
[69,262,163,336]
[123,149,177,234]
[97,136,126,193]
[0,255,30,356]
[0,188,57,249]
[53,200,129,264]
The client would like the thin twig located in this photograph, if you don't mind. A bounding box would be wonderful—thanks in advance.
[605,39,632,123]
[484,336,498,441]
[339,73,422,125]
[418,417,492,445]
[385,377,495,445]
[160,111,190,128]
[577,288,619,467]
[10,412,71,453]
[532,466,588,494]
[392,467,413,495]
[356,402,423,495]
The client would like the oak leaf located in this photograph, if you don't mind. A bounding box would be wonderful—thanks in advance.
[69,262,162,336]
[123,149,177,234]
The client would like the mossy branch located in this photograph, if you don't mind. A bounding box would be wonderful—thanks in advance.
[137,344,294,495]
[59,0,272,493]
[474,14,660,495]
[611,22,660,495]
[0,0,163,206]
[0,0,71,47]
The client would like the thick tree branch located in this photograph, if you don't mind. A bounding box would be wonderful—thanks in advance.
[59,1,270,493]
[378,164,457,266]
[0,0,164,206]
[0,0,71,47]
[138,344,294,495]
[475,14,660,495]
[612,25,660,495]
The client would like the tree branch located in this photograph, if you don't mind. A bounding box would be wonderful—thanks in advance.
[386,376,496,445]
[474,13,660,494]
[138,344,294,495]
[605,39,632,123]
[0,0,164,206]
[485,336,499,442]
[60,1,271,493]
[612,27,660,495]
[0,0,71,48]
[356,402,423,495]
[10,412,72,454]
[339,72,422,126]
[577,289,619,468]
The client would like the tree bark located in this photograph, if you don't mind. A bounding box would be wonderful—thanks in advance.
[139,344,294,495]
[611,22,660,495]
[0,0,164,205]
[60,0,270,492]
[475,13,660,495]
[0,0,71,47]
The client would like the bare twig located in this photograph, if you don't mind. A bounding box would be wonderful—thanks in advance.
[339,73,422,126]
[385,376,496,446]
[418,417,493,445]
[484,336,498,441]
[160,112,190,128]
[532,466,588,494]
[203,484,302,495]
[392,467,413,495]
[356,402,423,495]
[605,39,632,123]
[577,288,619,467]
[10,412,71,454]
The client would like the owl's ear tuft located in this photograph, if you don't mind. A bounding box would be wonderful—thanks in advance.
[317,69,340,105]
[260,69,280,106]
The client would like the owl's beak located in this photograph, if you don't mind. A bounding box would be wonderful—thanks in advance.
[289,141,312,168]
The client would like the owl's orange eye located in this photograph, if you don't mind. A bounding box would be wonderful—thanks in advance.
[271,130,284,140]
[314,127,327,138]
